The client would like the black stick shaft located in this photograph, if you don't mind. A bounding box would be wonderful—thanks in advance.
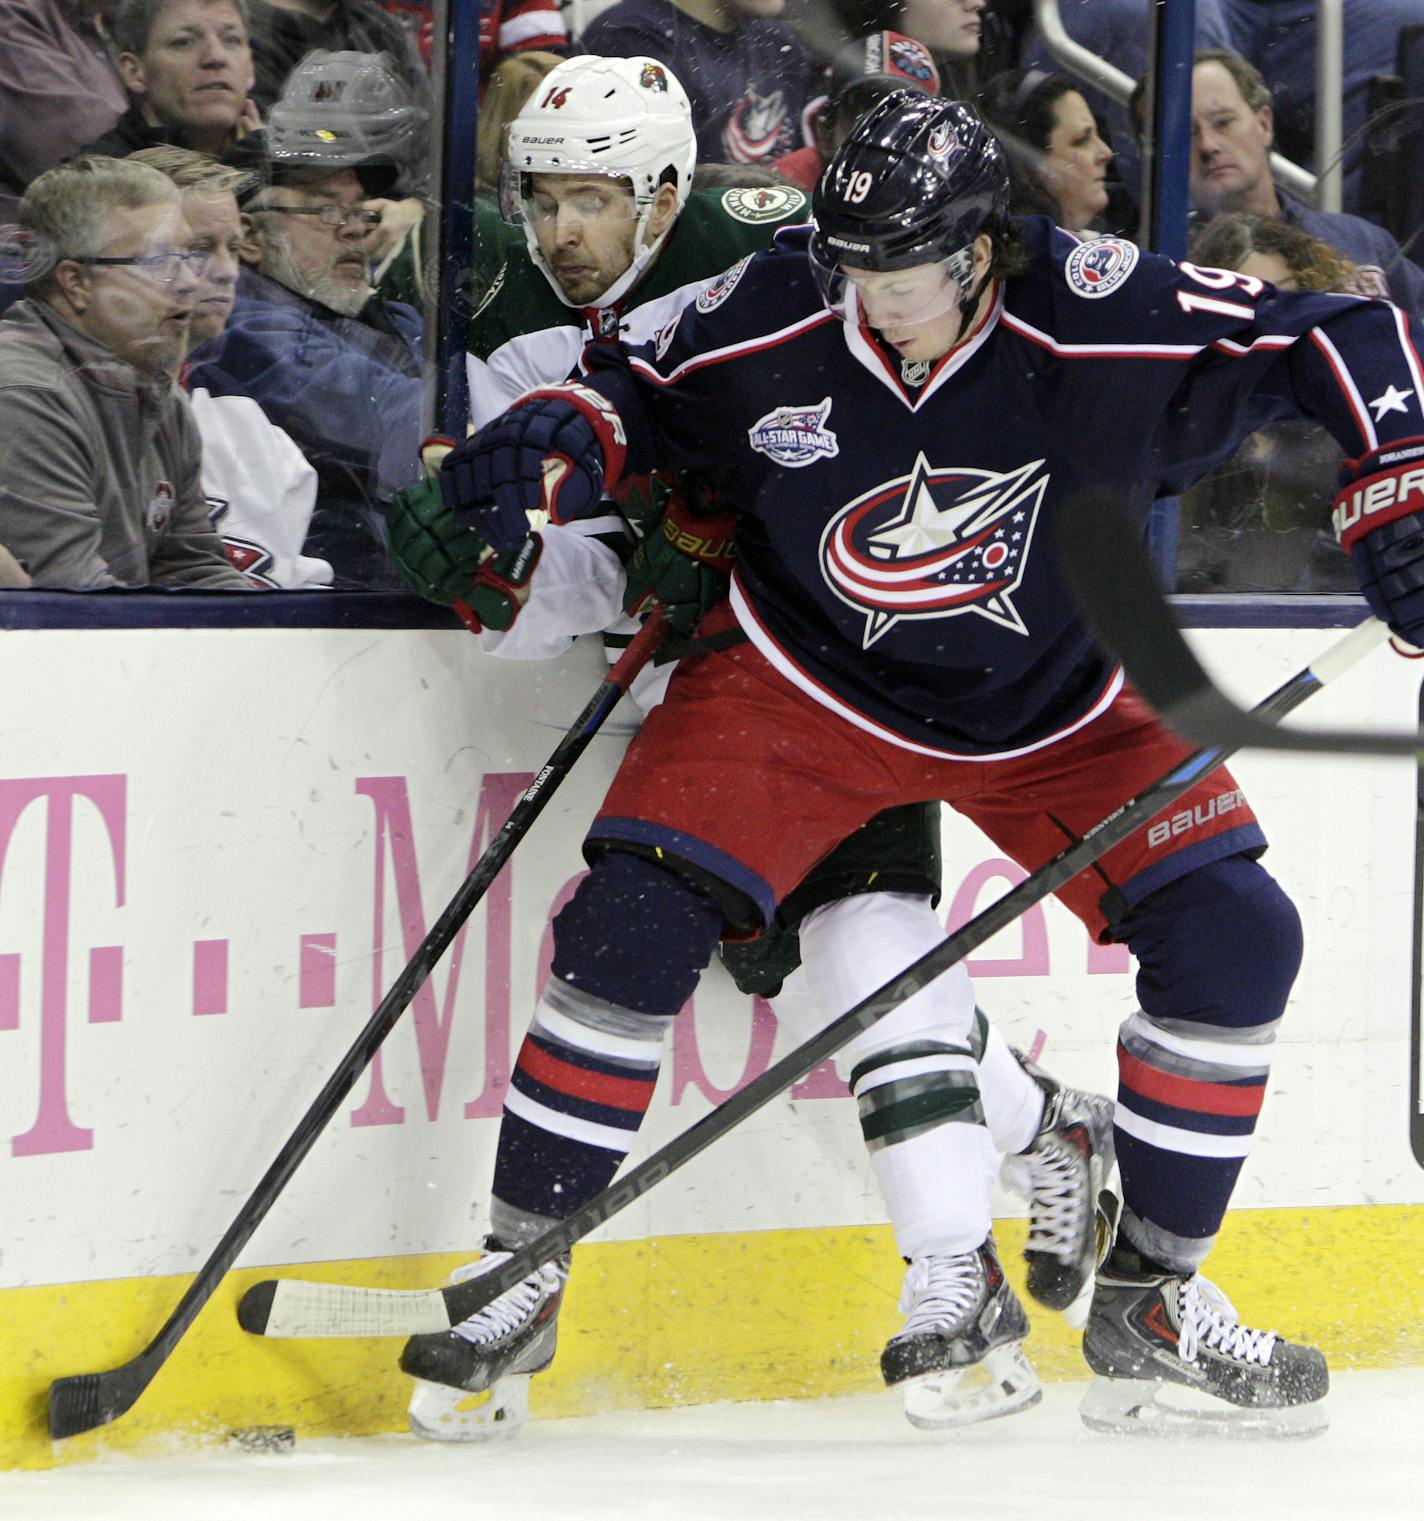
[47,610,667,1439]
[454,631,1368,1321]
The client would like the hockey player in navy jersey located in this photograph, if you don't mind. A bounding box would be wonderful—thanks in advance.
[390,58,1113,1439]
[427,90,1424,1435]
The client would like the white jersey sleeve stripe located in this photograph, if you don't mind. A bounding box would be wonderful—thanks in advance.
[1309,326,1376,450]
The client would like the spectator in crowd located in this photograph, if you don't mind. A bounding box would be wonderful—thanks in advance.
[0,0,127,221]
[474,49,566,192]
[1188,49,1424,320]
[263,49,430,266]
[1018,0,1234,215]
[849,0,988,96]
[775,30,940,192]
[581,0,818,171]
[189,105,423,586]
[84,0,260,161]
[1220,0,1424,214]
[132,144,333,585]
[1177,210,1364,595]
[243,0,430,114]
[979,67,1115,233]
[0,156,248,588]
[477,0,572,98]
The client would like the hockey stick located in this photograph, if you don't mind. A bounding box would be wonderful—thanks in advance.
[46,609,668,1440]
[1057,488,1419,756]
[236,615,1386,1340]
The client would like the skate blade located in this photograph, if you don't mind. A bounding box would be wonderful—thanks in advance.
[1079,1375,1329,1440]
[899,1343,1042,1431]
[407,1374,531,1443]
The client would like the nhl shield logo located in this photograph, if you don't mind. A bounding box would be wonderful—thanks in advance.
[820,455,1049,647]
[748,399,839,467]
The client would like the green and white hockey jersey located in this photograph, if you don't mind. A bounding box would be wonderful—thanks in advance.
[466,183,809,427]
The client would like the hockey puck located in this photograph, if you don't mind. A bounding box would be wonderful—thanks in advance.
[227,1425,296,1453]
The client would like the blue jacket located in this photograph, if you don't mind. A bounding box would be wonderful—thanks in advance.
[189,269,423,588]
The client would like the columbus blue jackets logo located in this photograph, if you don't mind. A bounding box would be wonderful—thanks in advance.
[697,255,751,312]
[748,399,839,466]
[821,456,1048,647]
[1065,236,1139,299]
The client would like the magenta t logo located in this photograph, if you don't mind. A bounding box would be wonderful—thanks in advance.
[0,775,126,1156]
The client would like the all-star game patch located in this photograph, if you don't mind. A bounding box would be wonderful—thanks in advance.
[720,185,807,224]
[1064,236,1140,299]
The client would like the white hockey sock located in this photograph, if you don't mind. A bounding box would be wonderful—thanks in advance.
[978,1024,1045,1156]
[796,892,999,1255]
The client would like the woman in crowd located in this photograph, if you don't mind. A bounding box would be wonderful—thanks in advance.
[978,66,1115,233]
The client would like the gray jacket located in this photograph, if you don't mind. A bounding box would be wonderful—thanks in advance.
[0,300,248,588]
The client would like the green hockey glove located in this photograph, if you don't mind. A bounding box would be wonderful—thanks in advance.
[622,481,737,638]
[386,475,540,631]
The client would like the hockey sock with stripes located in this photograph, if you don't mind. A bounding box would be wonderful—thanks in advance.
[1110,855,1302,1271]
[492,850,723,1223]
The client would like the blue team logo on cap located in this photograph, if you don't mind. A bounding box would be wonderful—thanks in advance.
[820,456,1049,647]
[748,399,840,467]
[1065,236,1139,299]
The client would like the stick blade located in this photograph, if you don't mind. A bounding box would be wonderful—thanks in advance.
[49,1361,151,1439]
[1056,489,1416,756]
[239,1278,453,1337]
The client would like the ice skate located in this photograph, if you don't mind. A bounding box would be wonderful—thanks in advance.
[1080,1245,1329,1438]
[881,1236,1041,1430]
[1000,1053,1116,1325]
[401,1239,569,1443]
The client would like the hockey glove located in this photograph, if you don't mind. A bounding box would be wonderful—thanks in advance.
[440,385,628,552]
[623,478,738,638]
[1334,436,1424,646]
[386,476,541,631]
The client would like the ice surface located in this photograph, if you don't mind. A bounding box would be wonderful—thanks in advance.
[4,1369,1420,1521]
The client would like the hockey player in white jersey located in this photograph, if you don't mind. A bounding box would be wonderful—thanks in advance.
[385,57,1114,1440]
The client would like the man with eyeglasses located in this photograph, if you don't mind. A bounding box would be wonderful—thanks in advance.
[187,109,424,586]
[0,154,248,588]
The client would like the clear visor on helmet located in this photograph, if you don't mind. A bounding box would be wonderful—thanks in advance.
[498,161,640,230]
[809,241,976,331]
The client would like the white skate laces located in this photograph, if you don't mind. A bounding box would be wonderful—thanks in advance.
[1021,1141,1083,1259]
[898,1251,983,1334]
[1177,1276,1278,1367]
[449,1252,568,1347]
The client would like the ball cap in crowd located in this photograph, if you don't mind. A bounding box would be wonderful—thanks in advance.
[829,31,941,105]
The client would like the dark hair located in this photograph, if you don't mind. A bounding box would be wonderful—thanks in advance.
[977,68,1080,220]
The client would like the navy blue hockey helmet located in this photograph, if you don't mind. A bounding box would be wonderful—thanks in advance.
[810,92,1009,319]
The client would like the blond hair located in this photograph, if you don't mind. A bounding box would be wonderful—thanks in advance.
[476,52,567,192]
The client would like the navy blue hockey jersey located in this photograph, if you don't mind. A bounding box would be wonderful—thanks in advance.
[581,218,1424,757]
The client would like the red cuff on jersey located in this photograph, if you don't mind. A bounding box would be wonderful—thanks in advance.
[1333,434,1424,549]
[515,383,629,493]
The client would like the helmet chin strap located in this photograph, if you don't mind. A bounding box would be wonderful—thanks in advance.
[532,210,675,312]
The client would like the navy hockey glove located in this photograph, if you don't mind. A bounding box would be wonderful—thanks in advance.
[440,385,628,552]
[1334,436,1424,646]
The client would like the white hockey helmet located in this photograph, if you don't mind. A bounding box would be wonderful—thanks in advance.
[501,54,698,308]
